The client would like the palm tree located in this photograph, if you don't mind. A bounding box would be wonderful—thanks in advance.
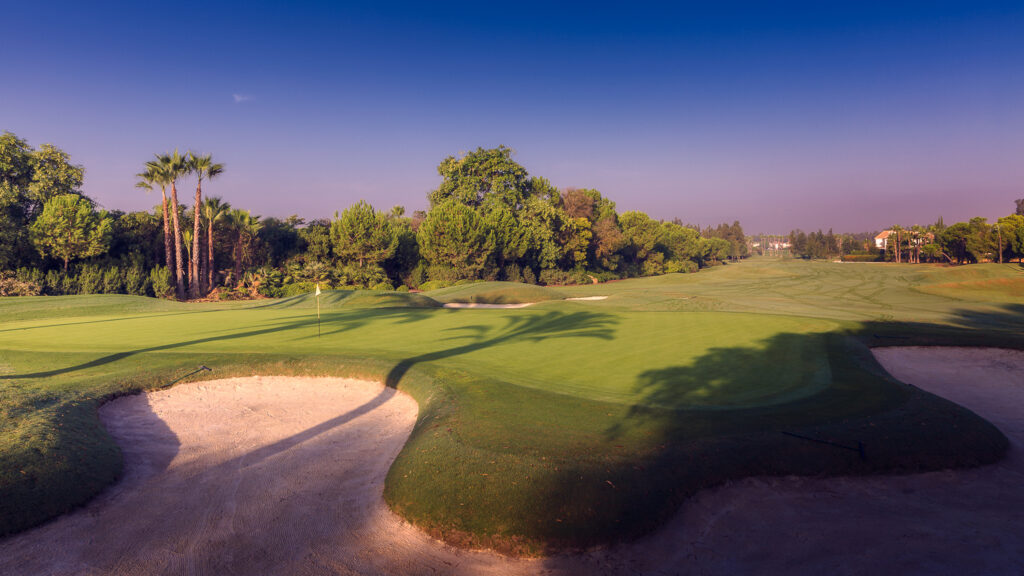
[910,225,926,264]
[203,196,231,292]
[149,150,189,299]
[228,209,262,285]
[134,167,173,272]
[182,228,193,286]
[186,152,225,298]
[890,224,903,263]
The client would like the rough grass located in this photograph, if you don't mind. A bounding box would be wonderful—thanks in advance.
[1,260,1021,551]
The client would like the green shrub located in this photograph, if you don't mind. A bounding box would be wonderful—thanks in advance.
[124,266,149,296]
[501,264,528,282]
[425,264,467,283]
[590,270,621,283]
[280,281,318,298]
[102,266,124,294]
[60,273,78,295]
[843,252,883,262]
[641,252,666,276]
[418,279,455,291]
[538,268,590,286]
[405,260,428,289]
[148,267,173,298]
[334,263,390,289]
[77,265,104,294]
[256,267,286,298]
[43,270,63,295]
[521,265,537,285]
[16,268,44,288]
[664,259,699,274]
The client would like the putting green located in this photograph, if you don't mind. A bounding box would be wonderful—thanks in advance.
[1,259,1020,551]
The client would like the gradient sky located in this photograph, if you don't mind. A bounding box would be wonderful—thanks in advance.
[2,1,1022,232]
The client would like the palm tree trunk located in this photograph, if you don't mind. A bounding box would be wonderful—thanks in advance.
[161,188,172,272]
[169,182,186,300]
[234,235,243,286]
[208,220,216,292]
[200,239,207,295]
[191,179,203,298]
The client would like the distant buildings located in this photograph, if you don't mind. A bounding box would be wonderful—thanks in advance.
[874,229,934,251]
[874,230,892,249]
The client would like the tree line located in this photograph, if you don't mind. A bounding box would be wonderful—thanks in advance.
[788,210,1024,264]
[1,136,750,299]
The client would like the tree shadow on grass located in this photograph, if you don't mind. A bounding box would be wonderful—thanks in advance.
[526,312,1019,552]
[0,307,434,381]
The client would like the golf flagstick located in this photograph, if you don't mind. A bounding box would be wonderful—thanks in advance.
[315,283,321,337]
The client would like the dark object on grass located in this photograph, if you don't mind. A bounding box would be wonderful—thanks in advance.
[159,365,212,389]
[783,431,866,460]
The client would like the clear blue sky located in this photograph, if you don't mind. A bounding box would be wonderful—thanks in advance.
[2,1,1022,232]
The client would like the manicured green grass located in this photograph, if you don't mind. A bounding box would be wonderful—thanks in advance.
[424,281,564,304]
[1,259,1021,551]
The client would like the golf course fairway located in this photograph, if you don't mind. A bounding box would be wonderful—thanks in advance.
[1,259,1021,553]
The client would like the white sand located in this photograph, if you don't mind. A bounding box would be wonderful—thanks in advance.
[2,347,1022,575]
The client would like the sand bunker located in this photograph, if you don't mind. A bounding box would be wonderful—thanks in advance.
[2,348,1022,575]
[0,377,536,575]
[565,296,608,301]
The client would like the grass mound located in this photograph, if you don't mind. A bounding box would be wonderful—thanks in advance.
[425,281,563,304]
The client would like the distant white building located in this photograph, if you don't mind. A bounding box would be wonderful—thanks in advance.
[874,230,934,251]
[874,230,892,249]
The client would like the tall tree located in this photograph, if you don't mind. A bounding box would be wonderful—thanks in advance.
[417,199,494,280]
[0,132,35,269]
[149,151,188,299]
[202,196,231,291]
[890,224,903,263]
[135,166,173,272]
[186,153,225,297]
[30,194,112,270]
[429,145,532,211]
[227,209,262,284]
[1,133,85,269]
[330,200,398,268]
[997,215,1024,262]
[27,144,84,218]
[619,211,663,267]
